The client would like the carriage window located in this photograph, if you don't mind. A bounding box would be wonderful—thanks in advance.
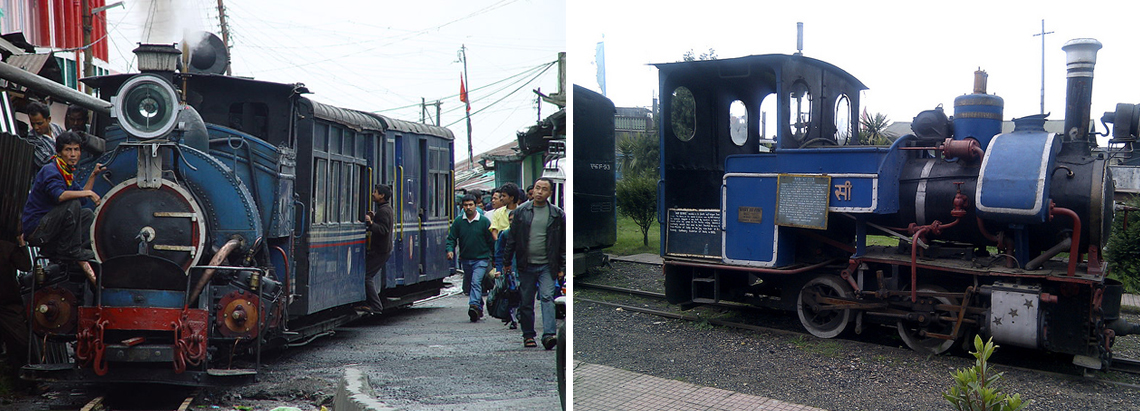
[729,100,747,146]
[789,81,812,140]
[386,138,396,186]
[314,158,327,223]
[341,163,352,221]
[330,127,342,154]
[356,132,367,159]
[330,161,341,222]
[834,94,852,145]
[671,86,695,141]
[759,94,776,148]
[314,124,328,152]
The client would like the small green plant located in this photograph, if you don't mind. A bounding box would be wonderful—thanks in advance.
[942,335,1027,411]
[693,319,714,330]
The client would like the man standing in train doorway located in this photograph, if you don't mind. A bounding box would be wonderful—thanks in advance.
[361,184,394,314]
[504,177,565,349]
[447,194,494,322]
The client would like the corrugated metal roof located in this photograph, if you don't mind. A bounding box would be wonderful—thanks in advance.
[363,112,455,140]
[7,53,52,73]
[311,100,386,133]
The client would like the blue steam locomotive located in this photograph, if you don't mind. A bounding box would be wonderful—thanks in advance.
[659,38,1139,368]
[16,36,453,384]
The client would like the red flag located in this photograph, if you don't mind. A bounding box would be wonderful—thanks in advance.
[459,74,468,104]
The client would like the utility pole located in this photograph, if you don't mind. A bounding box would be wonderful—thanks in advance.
[217,0,233,75]
[81,1,123,94]
[434,100,441,126]
[459,44,472,170]
[82,0,91,93]
[1033,19,1053,114]
[420,99,443,126]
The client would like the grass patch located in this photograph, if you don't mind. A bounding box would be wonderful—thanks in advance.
[611,214,661,256]
[866,235,896,247]
[789,335,843,357]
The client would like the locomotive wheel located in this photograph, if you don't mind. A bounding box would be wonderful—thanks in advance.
[796,275,854,339]
[897,285,959,355]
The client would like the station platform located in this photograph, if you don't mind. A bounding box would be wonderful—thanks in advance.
[573,362,826,411]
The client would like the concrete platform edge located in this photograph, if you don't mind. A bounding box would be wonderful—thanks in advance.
[334,367,396,411]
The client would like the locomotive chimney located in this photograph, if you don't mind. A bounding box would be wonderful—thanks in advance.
[133,43,181,74]
[1061,38,1102,150]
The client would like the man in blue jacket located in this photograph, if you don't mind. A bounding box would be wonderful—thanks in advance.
[21,131,105,283]
[504,177,565,349]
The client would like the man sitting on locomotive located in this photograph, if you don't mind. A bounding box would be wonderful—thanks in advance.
[21,131,105,283]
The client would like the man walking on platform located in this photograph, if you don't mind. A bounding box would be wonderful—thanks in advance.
[447,194,494,322]
[504,177,565,349]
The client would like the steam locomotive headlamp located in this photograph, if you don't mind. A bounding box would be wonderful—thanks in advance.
[111,74,182,139]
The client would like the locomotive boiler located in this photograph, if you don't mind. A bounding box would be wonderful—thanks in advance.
[659,38,1140,368]
[12,33,454,385]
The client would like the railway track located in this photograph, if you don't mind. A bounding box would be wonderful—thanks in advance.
[79,387,199,411]
[577,281,1140,388]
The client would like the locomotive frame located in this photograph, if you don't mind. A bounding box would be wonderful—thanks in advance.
[657,40,1140,369]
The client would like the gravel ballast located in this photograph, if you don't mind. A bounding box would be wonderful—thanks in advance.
[573,260,1140,411]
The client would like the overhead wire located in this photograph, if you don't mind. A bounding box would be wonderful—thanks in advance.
[444,61,554,128]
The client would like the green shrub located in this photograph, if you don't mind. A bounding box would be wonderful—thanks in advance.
[616,174,657,247]
[942,335,1026,411]
[1107,196,1140,293]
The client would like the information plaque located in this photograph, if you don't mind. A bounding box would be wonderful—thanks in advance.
[665,208,721,258]
[775,174,830,230]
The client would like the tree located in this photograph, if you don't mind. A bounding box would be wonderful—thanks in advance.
[1107,196,1140,292]
[617,132,659,178]
[617,174,657,246]
[858,110,896,145]
[683,48,718,62]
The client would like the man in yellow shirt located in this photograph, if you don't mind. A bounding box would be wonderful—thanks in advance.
[490,183,521,240]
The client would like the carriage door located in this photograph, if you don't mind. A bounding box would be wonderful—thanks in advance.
[394,134,406,285]
[418,138,430,278]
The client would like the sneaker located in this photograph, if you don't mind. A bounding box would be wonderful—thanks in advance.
[468,306,480,322]
[509,321,517,330]
[542,335,557,350]
[523,337,537,348]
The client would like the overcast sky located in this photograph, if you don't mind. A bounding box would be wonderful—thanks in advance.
[104,0,566,162]
[568,0,1140,140]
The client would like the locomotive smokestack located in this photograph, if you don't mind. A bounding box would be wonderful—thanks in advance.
[1061,38,1102,150]
[133,43,182,73]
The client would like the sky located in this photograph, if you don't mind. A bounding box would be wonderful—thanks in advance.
[102,0,566,163]
[568,0,1140,142]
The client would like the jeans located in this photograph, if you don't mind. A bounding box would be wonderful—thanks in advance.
[462,259,489,310]
[518,264,558,339]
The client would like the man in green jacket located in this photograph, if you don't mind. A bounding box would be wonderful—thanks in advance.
[447,194,494,322]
